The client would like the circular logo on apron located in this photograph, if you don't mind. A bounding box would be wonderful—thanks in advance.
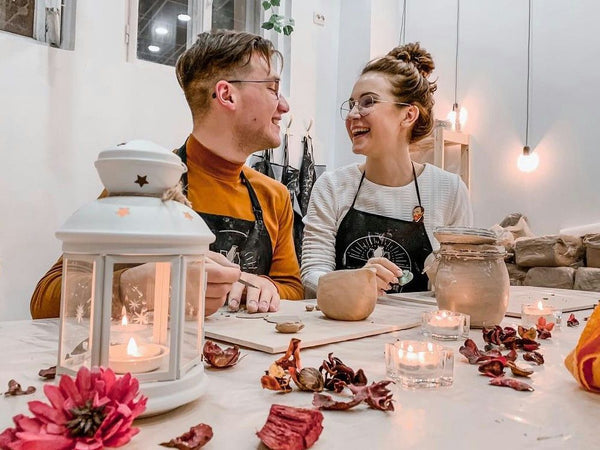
[342,234,412,271]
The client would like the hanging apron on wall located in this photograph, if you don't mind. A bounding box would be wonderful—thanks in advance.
[298,135,316,216]
[176,143,273,274]
[250,148,276,180]
[334,164,433,292]
[280,133,303,262]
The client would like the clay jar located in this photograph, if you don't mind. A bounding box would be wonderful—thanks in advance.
[316,268,378,321]
[434,243,509,328]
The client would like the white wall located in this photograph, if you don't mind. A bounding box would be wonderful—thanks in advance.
[0,1,191,320]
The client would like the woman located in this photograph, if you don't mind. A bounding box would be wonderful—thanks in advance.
[301,42,472,298]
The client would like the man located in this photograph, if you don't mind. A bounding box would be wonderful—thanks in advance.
[31,30,302,319]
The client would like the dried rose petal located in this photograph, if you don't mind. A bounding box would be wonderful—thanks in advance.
[459,339,483,364]
[567,313,580,327]
[4,379,36,396]
[520,338,541,352]
[537,329,552,340]
[313,381,394,412]
[504,349,518,362]
[518,325,537,340]
[257,404,323,450]
[489,376,534,391]
[507,361,533,377]
[478,359,506,377]
[537,316,555,332]
[274,338,302,372]
[38,366,56,380]
[320,353,367,392]
[523,351,545,365]
[160,424,213,449]
[202,340,242,369]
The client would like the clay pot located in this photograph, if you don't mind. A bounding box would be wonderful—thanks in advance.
[434,243,509,327]
[316,268,378,321]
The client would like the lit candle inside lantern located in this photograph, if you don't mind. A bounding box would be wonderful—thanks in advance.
[521,300,560,328]
[421,310,469,340]
[109,337,167,374]
[110,306,147,344]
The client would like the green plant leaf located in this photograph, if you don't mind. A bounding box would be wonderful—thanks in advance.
[283,25,293,36]
[287,18,295,26]
[274,25,282,33]
[271,0,280,6]
[261,21,274,30]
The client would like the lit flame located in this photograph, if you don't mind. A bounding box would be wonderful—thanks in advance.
[127,337,141,357]
[537,300,544,311]
[121,306,128,326]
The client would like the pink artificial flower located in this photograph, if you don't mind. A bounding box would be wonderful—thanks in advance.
[0,366,147,450]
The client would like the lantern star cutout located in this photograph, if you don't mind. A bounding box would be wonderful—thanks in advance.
[116,207,130,217]
[135,175,149,187]
[183,212,194,221]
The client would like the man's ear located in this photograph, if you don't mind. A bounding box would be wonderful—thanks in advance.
[213,80,236,110]
[402,104,420,127]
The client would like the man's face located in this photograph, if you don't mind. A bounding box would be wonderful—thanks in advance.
[231,54,289,159]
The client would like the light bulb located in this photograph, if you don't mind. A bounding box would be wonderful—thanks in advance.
[155,26,168,35]
[517,146,539,172]
[148,45,160,53]
[446,103,467,131]
[177,13,191,22]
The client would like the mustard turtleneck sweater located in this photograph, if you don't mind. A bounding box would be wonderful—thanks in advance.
[30,135,303,319]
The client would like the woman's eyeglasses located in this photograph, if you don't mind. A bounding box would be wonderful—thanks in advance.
[339,95,411,120]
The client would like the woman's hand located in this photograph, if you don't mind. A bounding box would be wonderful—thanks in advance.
[227,274,280,313]
[363,257,402,295]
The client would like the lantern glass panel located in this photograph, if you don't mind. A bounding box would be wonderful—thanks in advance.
[182,257,205,373]
[59,257,97,374]
[108,260,174,380]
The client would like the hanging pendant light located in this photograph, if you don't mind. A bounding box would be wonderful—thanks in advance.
[518,0,539,173]
[398,0,407,45]
[446,0,467,131]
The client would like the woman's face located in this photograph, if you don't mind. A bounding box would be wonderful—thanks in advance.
[345,72,411,158]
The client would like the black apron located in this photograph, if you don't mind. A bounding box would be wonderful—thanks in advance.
[335,164,433,292]
[176,143,273,274]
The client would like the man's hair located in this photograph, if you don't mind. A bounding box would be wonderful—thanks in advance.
[176,30,281,121]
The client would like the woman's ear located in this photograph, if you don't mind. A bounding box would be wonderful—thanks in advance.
[213,80,236,110]
[402,104,420,127]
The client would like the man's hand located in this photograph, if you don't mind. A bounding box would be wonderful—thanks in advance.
[204,251,241,316]
[227,273,280,313]
[363,257,402,295]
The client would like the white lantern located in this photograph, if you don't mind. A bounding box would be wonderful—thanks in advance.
[55,140,215,416]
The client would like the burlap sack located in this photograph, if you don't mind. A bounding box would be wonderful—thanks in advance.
[523,267,575,289]
[505,263,528,286]
[515,235,584,267]
[583,234,600,268]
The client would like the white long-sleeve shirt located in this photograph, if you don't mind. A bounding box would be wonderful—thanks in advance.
[301,163,473,297]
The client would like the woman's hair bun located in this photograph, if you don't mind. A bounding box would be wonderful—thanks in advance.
[387,42,434,77]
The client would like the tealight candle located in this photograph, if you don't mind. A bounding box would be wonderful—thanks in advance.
[110,306,148,344]
[109,337,168,374]
[385,340,454,388]
[421,310,470,340]
[521,300,561,328]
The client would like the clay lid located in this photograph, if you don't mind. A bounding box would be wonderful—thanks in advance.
[438,243,506,257]
[434,226,497,245]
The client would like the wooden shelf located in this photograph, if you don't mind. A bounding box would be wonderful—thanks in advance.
[410,120,470,189]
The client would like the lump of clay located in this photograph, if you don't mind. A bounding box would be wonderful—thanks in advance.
[316,268,377,321]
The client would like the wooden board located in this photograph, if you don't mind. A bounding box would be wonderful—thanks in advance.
[204,300,432,354]
[384,286,599,318]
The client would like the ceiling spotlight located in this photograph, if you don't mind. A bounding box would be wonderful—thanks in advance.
[148,45,160,53]
[177,14,191,22]
[155,26,168,35]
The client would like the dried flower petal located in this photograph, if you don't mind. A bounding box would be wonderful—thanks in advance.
[523,351,545,365]
[504,349,518,362]
[38,366,57,380]
[459,339,483,364]
[567,313,580,327]
[478,359,506,377]
[160,423,213,449]
[312,381,394,412]
[507,361,533,377]
[537,329,552,340]
[518,325,537,340]
[537,316,555,332]
[4,379,36,396]
[257,404,323,450]
[202,340,242,369]
[489,376,534,391]
[320,353,367,392]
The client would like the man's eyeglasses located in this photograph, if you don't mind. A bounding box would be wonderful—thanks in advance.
[227,79,280,99]
[339,95,411,120]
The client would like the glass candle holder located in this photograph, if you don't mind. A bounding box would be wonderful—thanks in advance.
[385,340,454,388]
[421,310,470,341]
[521,301,562,328]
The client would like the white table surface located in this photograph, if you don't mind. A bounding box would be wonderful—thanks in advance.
[1,297,598,449]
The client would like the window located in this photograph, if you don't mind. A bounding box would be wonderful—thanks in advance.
[131,0,261,67]
[0,0,76,50]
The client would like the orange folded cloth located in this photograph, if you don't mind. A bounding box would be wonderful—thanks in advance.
[564,306,600,393]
